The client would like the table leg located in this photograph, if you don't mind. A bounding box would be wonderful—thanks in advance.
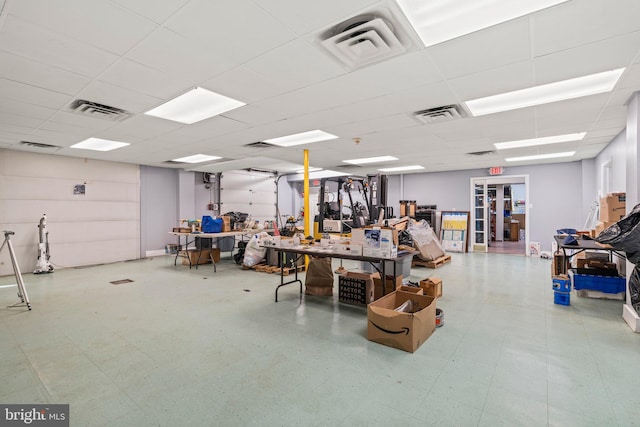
[275,251,302,302]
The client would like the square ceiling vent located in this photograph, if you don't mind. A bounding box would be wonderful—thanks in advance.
[413,105,466,124]
[320,15,407,68]
[69,99,131,122]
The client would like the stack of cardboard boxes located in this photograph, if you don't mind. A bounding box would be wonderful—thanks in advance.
[596,192,626,235]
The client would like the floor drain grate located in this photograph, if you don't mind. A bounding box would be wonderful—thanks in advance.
[110,279,134,285]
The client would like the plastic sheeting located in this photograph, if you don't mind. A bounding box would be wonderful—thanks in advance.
[596,203,640,265]
[407,219,446,261]
[242,232,269,267]
[630,266,640,315]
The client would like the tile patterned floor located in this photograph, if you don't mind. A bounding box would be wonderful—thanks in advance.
[1,253,639,426]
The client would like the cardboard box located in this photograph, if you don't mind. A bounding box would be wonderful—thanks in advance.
[396,285,423,295]
[182,248,220,265]
[419,277,443,298]
[222,215,231,232]
[362,227,398,259]
[334,243,363,256]
[595,221,616,236]
[374,274,402,300]
[345,270,377,280]
[350,228,365,245]
[600,193,626,222]
[338,273,375,305]
[552,252,567,275]
[367,291,437,353]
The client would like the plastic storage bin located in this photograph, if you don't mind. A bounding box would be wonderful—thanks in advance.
[571,273,626,294]
[554,291,571,306]
[552,276,571,292]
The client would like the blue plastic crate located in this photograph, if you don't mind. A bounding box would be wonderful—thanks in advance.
[572,273,626,294]
[552,277,571,292]
[554,291,571,306]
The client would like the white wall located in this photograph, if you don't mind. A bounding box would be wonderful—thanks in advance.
[140,166,178,256]
[388,162,584,249]
[0,150,140,275]
[220,170,277,224]
[595,130,627,196]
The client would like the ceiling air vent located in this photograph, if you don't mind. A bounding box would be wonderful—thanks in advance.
[466,150,496,156]
[245,141,276,148]
[413,105,466,124]
[335,164,362,169]
[162,160,184,165]
[69,99,131,122]
[320,14,406,68]
[19,141,61,150]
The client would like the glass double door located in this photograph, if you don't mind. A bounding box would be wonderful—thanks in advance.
[471,181,489,252]
[470,175,528,254]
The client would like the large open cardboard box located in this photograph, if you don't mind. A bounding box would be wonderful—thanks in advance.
[367,290,436,353]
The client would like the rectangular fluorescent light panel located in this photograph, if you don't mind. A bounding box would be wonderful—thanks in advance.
[264,130,338,147]
[145,87,245,124]
[466,68,625,116]
[396,0,569,47]
[495,132,586,150]
[70,137,129,151]
[378,165,424,172]
[505,151,575,162]
[343,156,398,165]
[172,154,222,164]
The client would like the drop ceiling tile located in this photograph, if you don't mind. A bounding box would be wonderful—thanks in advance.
[98,59,194,100]
[126,27,237,84]
[532,0,640,57]
[164,0,297,63]
[448,61,534,101]
[244,39,345,93]
[427,18,531,80]
[330,113,417,137]
[0,99,57,121]
[0,15,119,78]
[39,119,110,138]
[381,82,460,114]
[0,113,46,129]
[73,80,163,114]
[598,105,628,121]
[46,110,119,131]
[104,115,184,141]
[222,104,294,127]
[0,78,72,109]
[0,51,92,95]
[28,128,94,147]
[533,32,640,85]
[257,0,382,36]
[109,0,191,24]
[616,64,640,90]
[7,0,157,55]
[201,66,286,105]
[587,128,624,140]
[168,116,248,140]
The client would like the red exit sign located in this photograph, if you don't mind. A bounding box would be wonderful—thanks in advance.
[489,167,503,176]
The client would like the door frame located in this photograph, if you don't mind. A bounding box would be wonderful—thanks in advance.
[470,174,530,255]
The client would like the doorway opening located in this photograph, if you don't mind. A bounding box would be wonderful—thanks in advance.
[487,183,526,255]
[470,175,529,255]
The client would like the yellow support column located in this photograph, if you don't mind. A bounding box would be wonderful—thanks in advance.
[303,149,310,269]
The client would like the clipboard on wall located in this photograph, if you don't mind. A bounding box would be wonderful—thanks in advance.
[440,211,470,253]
